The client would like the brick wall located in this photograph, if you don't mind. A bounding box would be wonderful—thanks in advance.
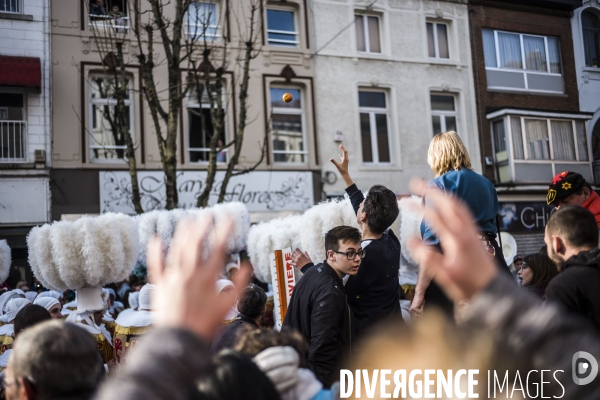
[469,1,579,181]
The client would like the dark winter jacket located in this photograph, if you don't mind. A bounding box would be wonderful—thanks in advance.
[209,313,259,355]
[282,261,351,388]
[344,183,402,337]
[545,248,600,330]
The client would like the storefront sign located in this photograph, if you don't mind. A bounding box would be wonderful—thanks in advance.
[498,202,555,233]
[99,170,314,214]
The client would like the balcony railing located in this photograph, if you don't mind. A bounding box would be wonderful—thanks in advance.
[0,121,27,162]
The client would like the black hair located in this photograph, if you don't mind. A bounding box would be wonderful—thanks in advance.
[546,205,598,249]
[193,350,280,400]
[237,284,267,319]
[13,304,51,339]
[363,185,399,234]
[522,253,558,290]
[324,226,361,253]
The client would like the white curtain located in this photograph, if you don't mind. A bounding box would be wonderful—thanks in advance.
[551,121,576,160]
[576,121,589,161]
[511,117,524,159]
[524,119,550,160]
[483,29,497,67]
[523,35,547,71]
[547,37,561,73]
[498,32,522,69]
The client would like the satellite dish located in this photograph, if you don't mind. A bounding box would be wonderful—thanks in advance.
[500,232,517,266]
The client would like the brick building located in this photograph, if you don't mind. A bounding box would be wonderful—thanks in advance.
[0,0,51,278]
[469,0,588,253]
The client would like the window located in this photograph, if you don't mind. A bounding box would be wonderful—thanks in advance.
[270,87,306,163]
[491,112,591,183]
[0,93,26,162]
[431,94,457,135]
[0,0,20,13]
[186,2,219,40]
[88,0,129,33]
[427,22,449,59]
[583,11,600,68]
[358,90,390,164]
[482,29,563,93]
[187,84,227,163]
[267,9,298,47]
[355,14,381,53]
[89,76,133,161]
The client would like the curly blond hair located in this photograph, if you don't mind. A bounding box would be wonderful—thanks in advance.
[427,130,472,177]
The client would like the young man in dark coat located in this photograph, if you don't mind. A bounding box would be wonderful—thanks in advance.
[544,205,600,330]
[294,145,402,342]
[283,226,362,388]
[209,284,267,354]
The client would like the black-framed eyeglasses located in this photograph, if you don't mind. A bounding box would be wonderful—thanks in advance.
[334,249,366,260]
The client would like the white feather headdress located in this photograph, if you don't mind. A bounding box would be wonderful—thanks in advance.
[136,203,250,262]
[0,240,11,284]
[27,213,139,291]
[248,198,360,283]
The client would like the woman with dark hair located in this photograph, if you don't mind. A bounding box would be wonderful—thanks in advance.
[518,253,558,298]
[194,350,281,400]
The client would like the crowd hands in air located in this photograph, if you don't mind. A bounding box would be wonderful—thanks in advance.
[1,131,600,399]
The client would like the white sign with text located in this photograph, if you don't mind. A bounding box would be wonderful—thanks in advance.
[99,170,314,214]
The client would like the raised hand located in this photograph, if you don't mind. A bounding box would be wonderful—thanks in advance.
[330,144,354,187]
[291,248,312,270]
[147,217,250,340]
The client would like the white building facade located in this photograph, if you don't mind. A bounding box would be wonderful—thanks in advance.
[572,0,600,181]
[0,0,51,256]
[312,0,480,196]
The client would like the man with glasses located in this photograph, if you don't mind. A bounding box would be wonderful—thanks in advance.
[293,145,402,340]
[283,226,362,388]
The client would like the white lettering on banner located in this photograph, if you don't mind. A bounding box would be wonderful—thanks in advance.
[99,170,314,213]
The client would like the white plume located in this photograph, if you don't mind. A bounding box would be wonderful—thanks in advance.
[0,240,11,284]
[248,198,360,283]
[136,203,251,263]
[26,214,139,291]
[399,196,424,265]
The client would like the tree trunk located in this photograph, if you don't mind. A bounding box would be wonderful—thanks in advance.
[116,42,143,214]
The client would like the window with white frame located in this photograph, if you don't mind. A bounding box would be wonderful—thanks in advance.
[89,75,134,161]
[358,90,391,164]
[431,94,457,135]
[267,9,298,47]
[0,0,21,13]
[491,113,591,183]
[482,29,563,93]
[88,0,129,34]
[583,11,600,68]
[270,87,306,163]
[185,2,219,40]
[0,92,26,162]
[187,83,227,163]
[427,22,449,59]
[355,14,381,54]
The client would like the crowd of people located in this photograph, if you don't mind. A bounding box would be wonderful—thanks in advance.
[0,130,599,399]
